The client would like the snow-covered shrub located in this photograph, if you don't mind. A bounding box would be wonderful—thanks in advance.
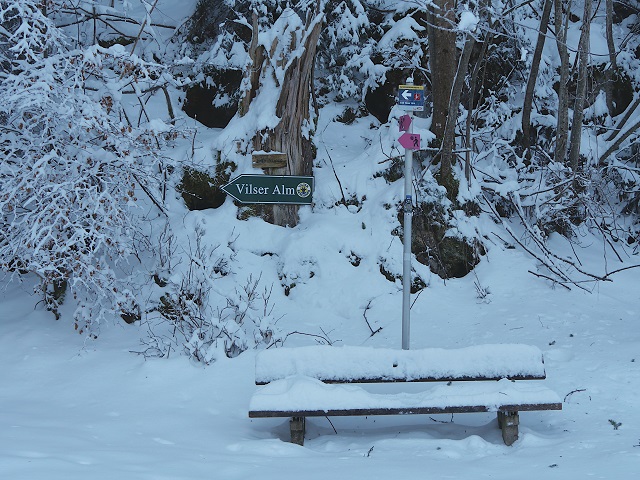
[0,1,173,331]
[409,173,484,279]
[178,157,237,211]
[153,225,281,364]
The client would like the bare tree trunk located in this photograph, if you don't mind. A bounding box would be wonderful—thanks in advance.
[599,116,640,165]
[427,0,457,140]
[606,96,640,142]
[554,0,570,165]
[465,28,494,182]
[522,0,553,161]
[246,7,324,227]
[270,14,322,226]
[440,32,475,200]
[604,0,618,116]
[568,0,592,172]
[238,13,264,117]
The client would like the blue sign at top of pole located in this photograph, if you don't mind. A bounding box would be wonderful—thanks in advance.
[398,84,425,111]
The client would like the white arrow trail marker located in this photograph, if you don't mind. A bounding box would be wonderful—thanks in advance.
[398,85,425,111]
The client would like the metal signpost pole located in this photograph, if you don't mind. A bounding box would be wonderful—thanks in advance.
[397,79,423,350]
[402,113,412,351]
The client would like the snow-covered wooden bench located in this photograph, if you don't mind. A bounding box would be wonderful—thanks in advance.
[248,344,562,446]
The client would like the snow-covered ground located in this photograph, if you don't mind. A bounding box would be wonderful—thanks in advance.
[2,214,639,479]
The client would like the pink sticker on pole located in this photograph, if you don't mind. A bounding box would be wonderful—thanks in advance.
[399,132,421,150]
[398,114,412,132]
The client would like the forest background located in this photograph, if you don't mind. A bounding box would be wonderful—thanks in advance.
[2,1,640,478]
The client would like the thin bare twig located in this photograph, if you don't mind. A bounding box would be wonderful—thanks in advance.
[276,330,337,347]
[324,416,338,434]
[130,0,160,55]
[527,270,572,290]
[564,388,587,402]
[362,299,383,337]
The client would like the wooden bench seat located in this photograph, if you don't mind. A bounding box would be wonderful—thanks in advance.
[255,344,548,384]
[249,344,562,446]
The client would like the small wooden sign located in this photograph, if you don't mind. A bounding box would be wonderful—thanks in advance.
[252,151,287,168]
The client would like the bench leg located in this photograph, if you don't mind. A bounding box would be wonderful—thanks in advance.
[290,416,305,446]
[497,411,519,446]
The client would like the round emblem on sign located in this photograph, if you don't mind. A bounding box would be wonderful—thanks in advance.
[296,182,311,198]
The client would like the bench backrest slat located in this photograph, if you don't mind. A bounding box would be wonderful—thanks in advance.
[255,344,546,385]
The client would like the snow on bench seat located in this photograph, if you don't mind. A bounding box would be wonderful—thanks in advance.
[255,344,547,385]
[249,376,562,417]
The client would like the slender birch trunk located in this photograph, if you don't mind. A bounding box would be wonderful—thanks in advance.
[604,0,618,116]
[568,0,592,172]
[427,0,457,140]
[440,32,475,200]
[522,0,553,161]
[554,0,570,165]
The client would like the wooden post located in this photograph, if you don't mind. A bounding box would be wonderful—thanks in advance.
[497,411,519,446]
[252,152,288,169]
[290,416,305,446]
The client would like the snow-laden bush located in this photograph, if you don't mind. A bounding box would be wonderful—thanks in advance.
[149,224,281,364]
[0,1,173,331]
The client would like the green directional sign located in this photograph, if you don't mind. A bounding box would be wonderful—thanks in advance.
[222,174,314,205]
